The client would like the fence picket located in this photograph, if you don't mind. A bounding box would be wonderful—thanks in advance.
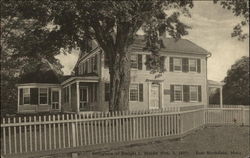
[13,118,17,153]
[39,116,42,151]
[3,118,6,154]
[34,116,37,152]
[29,116,32,152]
[58,115,61,149]
[24,117,27,152]
[44,116,47,150]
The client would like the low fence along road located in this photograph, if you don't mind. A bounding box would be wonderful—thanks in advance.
[1,105,249,157]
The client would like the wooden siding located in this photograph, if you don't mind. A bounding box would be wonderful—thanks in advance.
[100,52,208,111]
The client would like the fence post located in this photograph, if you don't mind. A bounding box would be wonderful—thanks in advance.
[71,115,77,147]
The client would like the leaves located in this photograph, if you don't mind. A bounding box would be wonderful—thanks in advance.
[214,0,249,41]
[223,56,249,105]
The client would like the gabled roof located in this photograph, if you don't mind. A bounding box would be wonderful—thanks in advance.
[130,35,210,55]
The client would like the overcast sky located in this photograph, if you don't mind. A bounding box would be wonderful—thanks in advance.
[56,1,249,82]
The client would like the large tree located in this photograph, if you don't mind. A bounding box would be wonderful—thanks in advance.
[1,0,193,111]
[214,0,249,41]
[223,56,249,105]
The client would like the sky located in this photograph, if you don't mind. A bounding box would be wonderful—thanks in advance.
[56,1,249,82]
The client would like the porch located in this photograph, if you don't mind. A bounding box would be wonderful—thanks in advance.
[208,80,225,108]
[61,76,99,113]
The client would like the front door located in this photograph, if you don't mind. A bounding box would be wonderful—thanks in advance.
[150,84,160,109]
[51,90,60,110]
[79,87,88,111]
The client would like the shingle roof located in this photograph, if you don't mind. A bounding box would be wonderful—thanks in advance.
[18,70,60,84]
[130,35,210,55]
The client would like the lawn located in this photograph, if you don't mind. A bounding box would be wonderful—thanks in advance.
[49,126,249,158]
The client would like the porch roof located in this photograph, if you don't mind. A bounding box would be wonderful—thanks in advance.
[61,75,99,86]
[208,80,225,88]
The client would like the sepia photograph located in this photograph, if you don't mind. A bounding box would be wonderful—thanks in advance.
[1,0,249,158]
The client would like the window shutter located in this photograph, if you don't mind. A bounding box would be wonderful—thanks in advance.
[139,84,143,102]
[197,59,201,73]
[146,55,150,70]
[82,63,85,75]
[170,57,173,72]
[105,83,110,101]
[30,88,38,104]
[183,85,190,102]
[89,86,92,102]
[95,84,98,101]
[20,88,23,105]
[160,56,165,72]
[170,85,174,102]
[86,61,89,73]
[94,54,98,71]
[198,85,202,102]
[182,58,189,72]
[48,88,51,105]
[137,54,142,70]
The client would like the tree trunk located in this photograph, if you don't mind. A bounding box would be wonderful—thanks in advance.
[109,48,130,111]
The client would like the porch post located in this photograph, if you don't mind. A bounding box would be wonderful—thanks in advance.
[220,87,223,108]
[76,81,80,113]
[160,83,164,109]
[69,84,71,107]
[17,87,20,112]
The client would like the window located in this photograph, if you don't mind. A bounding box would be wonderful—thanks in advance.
[129,84,139,101]
[64,87,69,103]
[190,86,198,101]
[174,85,182,101]
[174,58,182,71]
[23,88,30,104]
[130,55,138,69]
[189,59,197,72]
[52,90,59,109]
[39,88,48,104]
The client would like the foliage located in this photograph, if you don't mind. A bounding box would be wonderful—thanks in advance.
[1,0,193,111]
[210,56,249,105]
[223,56,249,105]
[214,0,249,41]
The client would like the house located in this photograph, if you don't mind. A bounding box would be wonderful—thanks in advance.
[16,35,224,113]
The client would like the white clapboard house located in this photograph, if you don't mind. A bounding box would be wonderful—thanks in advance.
[16,35,224,113]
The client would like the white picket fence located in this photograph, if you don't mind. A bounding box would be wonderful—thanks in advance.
[0,105,249,156]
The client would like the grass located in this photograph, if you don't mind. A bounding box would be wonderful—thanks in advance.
[51,126,249,158]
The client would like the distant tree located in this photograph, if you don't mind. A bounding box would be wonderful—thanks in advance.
[1,0,193,111]
[222,56,249,105]
[214,0,249,41]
